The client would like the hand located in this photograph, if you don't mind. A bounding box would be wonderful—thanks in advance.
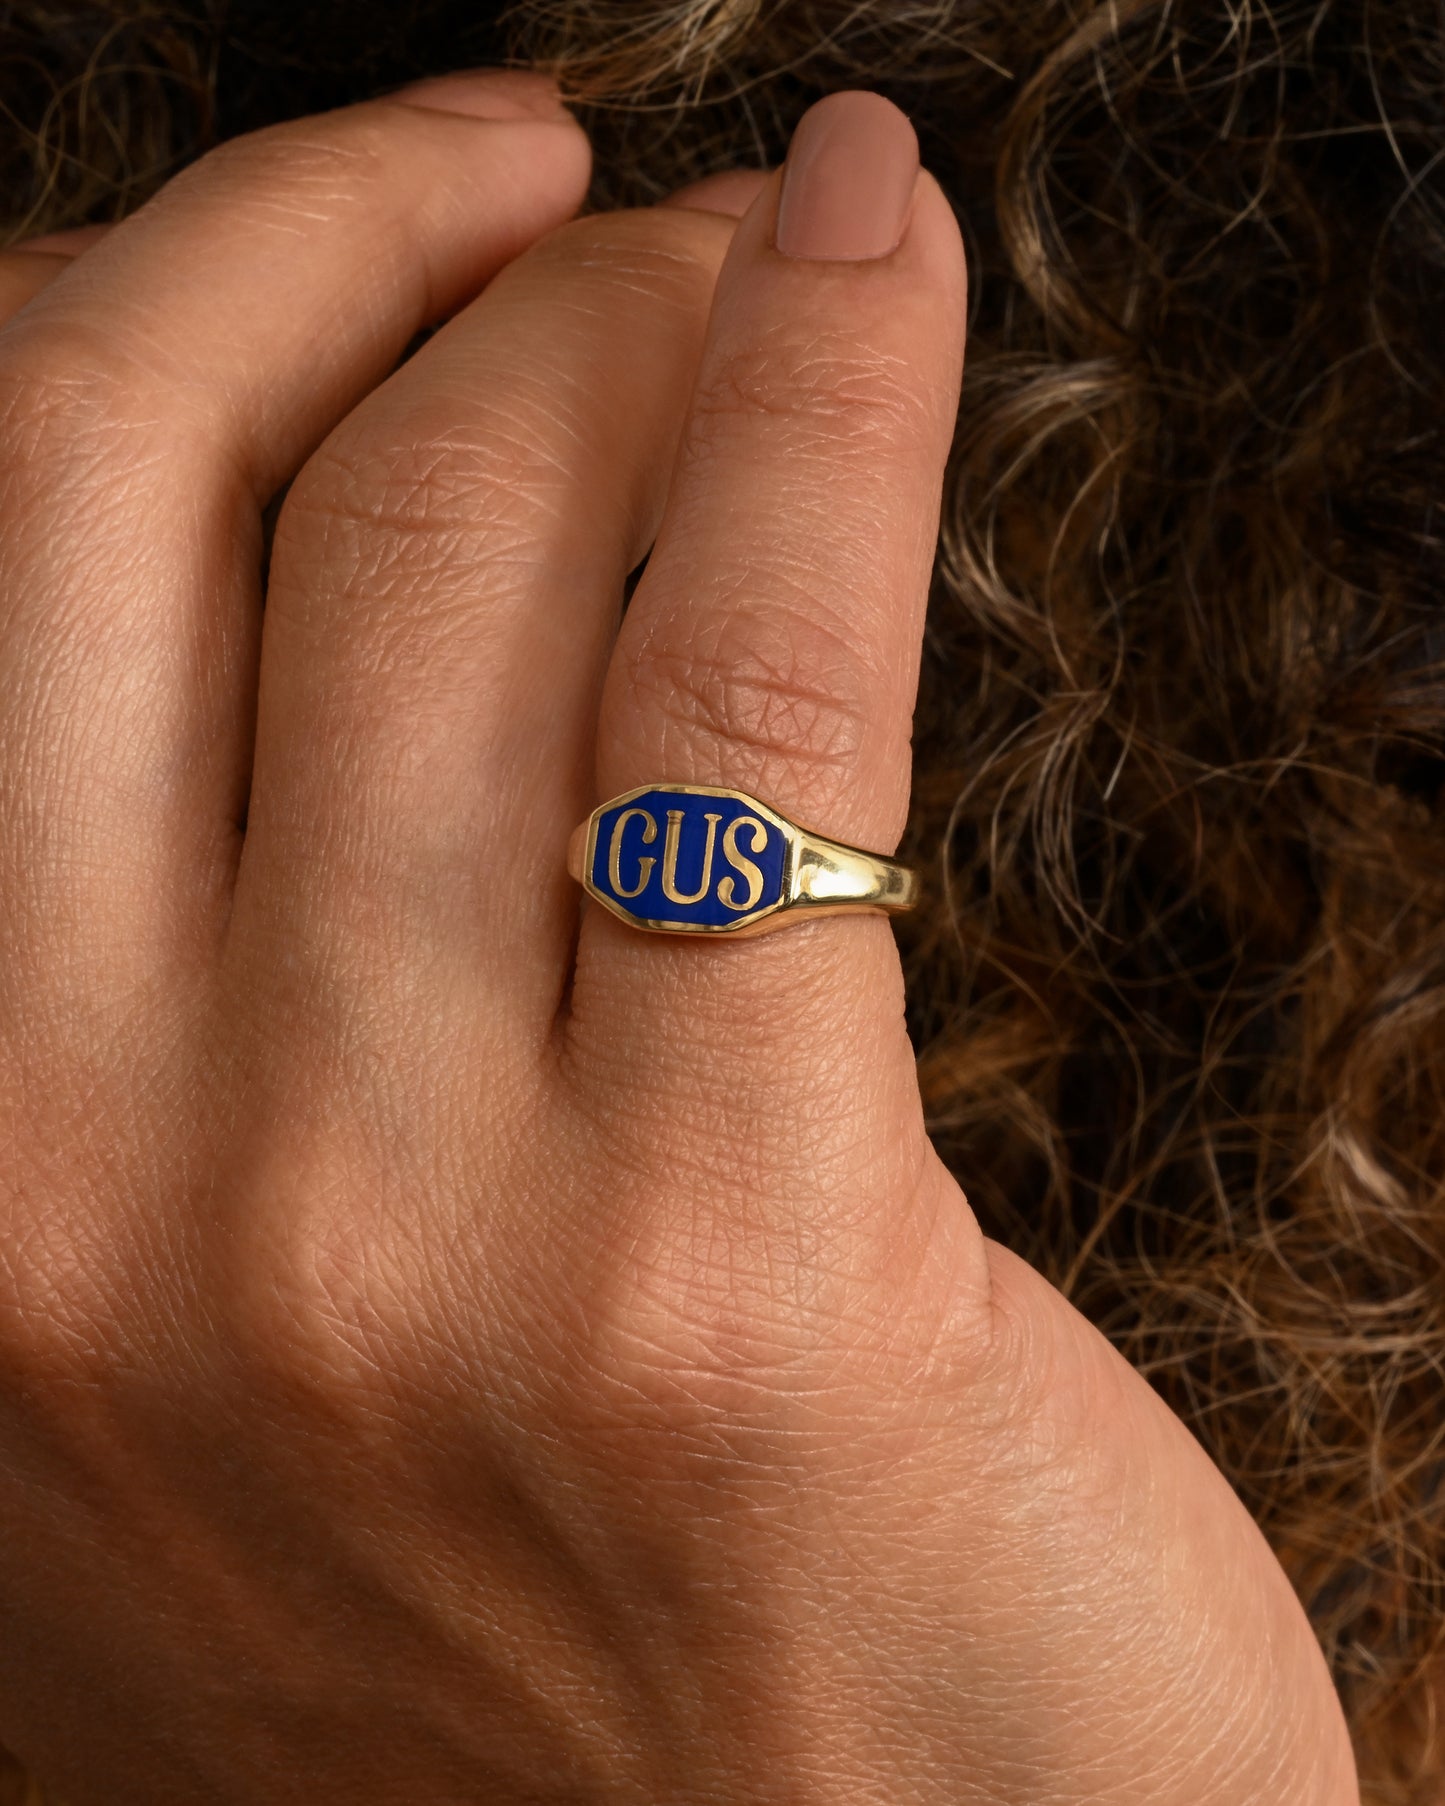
[0,74,1357,1804]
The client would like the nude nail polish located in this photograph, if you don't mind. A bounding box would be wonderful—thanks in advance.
[774,91,920,261]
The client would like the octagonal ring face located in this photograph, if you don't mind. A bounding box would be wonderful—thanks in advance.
[583,786,793,934]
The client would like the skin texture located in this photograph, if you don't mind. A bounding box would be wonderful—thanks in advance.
[0,70,1359,1806]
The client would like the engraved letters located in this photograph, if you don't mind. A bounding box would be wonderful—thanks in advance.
[591,789,786,928]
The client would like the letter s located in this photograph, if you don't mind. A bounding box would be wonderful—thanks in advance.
[717,815,769,912]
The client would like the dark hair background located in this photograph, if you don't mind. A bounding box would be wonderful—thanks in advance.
[2,3,1443,1801]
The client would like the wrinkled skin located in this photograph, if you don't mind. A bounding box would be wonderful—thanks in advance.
[0,69,1358,1806]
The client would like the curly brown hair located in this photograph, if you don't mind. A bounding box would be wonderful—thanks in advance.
[1,2,1442,1802]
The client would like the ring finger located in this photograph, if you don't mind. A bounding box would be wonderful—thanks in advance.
[571,92,967,1115]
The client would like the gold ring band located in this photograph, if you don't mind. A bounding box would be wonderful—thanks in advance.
[567,783,917,938]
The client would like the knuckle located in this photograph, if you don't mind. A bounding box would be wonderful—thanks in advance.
[0,332,194,695]
[281,381,578,575]
[0,1191,126,1399]
[970,1247,1142,1499]
[273,420,558,671]
[0,1079,199,1409]
[622,594,872,795]
[526,206,728,308]
[178,115,393,222]
[229,1228,388,1425]
[221,1126,428,1423]
[552,1189,956,1488]
[686,321,930,457]
[280,426,449,564]
[0,324,205,571]
[567,1245,842,1476]
[0,319,150,474]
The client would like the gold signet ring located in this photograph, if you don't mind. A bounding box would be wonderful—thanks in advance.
[567,784,918,938]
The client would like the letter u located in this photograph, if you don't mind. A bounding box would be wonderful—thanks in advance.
[661,809,721,905]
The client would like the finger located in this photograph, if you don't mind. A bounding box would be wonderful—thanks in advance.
[0,228,113,321]
[0,251,70,320]
[1,76,587,501]
[661,169,770,217]
[8,225,113,255]
[230,203,740,1039]
[571,93,967,1111]
[0,77,590,1033]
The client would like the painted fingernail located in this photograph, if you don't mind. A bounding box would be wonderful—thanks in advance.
[388,69,569,121]
[774,91,919,261]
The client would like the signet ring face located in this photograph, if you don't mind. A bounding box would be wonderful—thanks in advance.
[566,784,918,938]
